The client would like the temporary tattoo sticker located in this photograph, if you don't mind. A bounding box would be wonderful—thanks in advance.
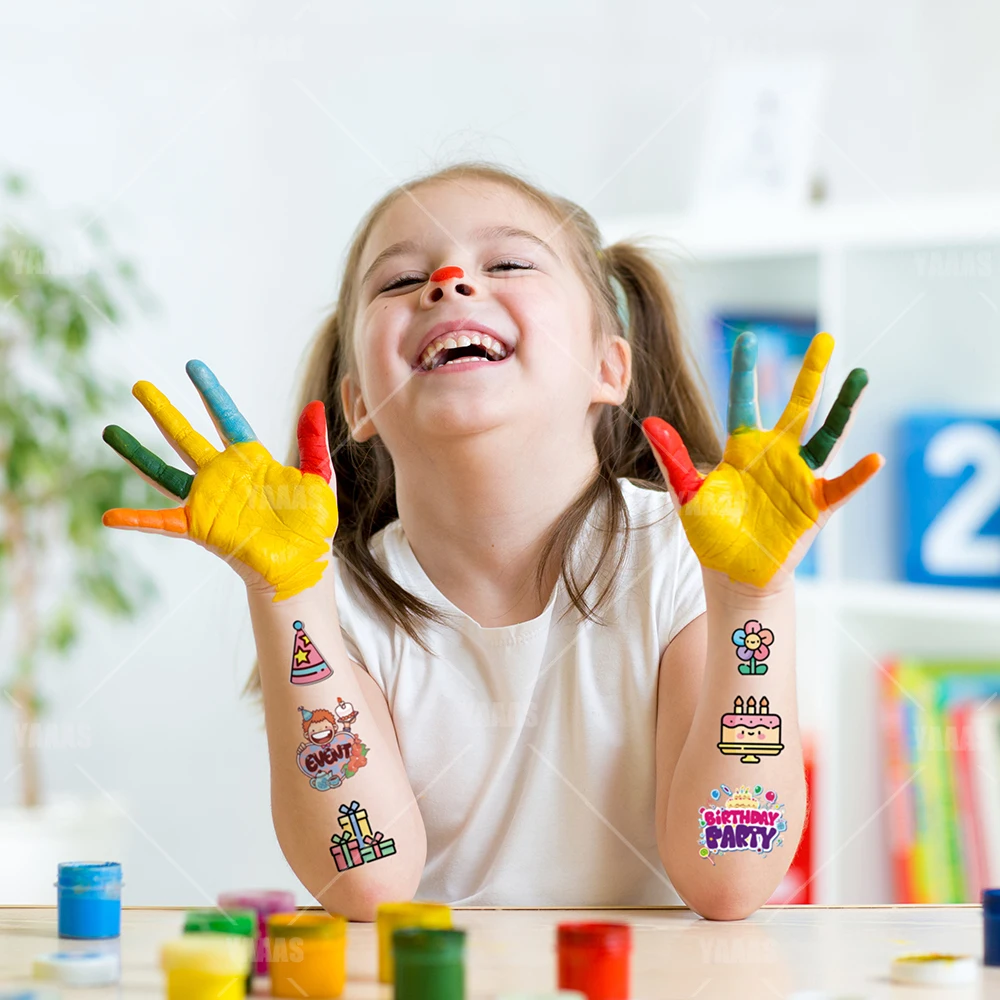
[732,620,773,675]
[329,800,397,872]
[698,785,786,861]
[289,620,333,685]
[718,696,784,763]
[296,701,369,791]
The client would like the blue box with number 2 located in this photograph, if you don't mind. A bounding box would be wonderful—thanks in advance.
[899,413,1000,588]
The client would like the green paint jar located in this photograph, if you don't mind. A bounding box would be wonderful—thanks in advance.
[392,927,465,1000]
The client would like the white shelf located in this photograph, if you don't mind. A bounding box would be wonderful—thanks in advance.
[797,578,1000,622]
[602,195,1000,259]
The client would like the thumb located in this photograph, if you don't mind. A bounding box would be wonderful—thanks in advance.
[641,417,704,506]
[297,400,334,489]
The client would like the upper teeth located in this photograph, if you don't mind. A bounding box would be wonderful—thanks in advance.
[419,332,508,370]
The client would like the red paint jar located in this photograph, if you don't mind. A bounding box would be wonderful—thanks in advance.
[557,922,631,1000]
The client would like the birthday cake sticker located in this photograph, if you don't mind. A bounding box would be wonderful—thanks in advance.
[718,695,784,763]
[296,701,369,791]
[698,784,786,860]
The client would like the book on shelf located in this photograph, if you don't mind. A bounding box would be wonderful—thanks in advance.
[880,658,1000,902]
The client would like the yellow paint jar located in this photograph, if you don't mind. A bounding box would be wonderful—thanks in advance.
[376,901,452,983]
[160,935,251,1000]
[268,912,347,998]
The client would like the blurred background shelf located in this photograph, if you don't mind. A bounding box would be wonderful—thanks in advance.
[603,195,1000,258]
[798,579,1000,621]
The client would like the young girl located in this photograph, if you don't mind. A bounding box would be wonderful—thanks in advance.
[101,162,882,921]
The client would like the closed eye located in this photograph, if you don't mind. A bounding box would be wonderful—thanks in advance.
[378,258,534,293]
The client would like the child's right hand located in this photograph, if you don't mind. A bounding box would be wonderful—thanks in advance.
[102,360,339,602]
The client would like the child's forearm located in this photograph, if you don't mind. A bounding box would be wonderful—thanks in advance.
[248,571,426,922]
[664,569,806,919]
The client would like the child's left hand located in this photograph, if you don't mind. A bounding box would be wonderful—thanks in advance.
[642,331,884,592]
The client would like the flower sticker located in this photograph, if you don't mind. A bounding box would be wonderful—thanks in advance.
[732,619,773,675]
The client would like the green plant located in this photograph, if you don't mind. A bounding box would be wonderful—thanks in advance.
[0,172,159,808]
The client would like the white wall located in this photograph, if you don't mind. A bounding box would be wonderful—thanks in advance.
[1,0,998,904]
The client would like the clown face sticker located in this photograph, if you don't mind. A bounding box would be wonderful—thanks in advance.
[296,702,369,791]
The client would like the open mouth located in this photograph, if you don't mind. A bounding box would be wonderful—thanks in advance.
[415,333,512,372]
[311,729,334,744]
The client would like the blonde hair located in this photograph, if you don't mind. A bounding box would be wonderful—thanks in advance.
[246,161,720,693]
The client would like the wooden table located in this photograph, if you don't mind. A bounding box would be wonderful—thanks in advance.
[0,905,995,998]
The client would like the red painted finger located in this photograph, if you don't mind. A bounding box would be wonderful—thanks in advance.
[815,452,884,511]
[102,506,189,534]
[642,416,705,505]
[297,400,332,483]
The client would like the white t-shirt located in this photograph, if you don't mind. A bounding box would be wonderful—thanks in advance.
[332,478,706,906]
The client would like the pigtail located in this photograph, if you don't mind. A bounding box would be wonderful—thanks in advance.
[599,242,723,479]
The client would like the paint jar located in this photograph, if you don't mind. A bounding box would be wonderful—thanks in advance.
[55,862,122,939]
[184,908,257,991]
[393,927,466,1000]
[984,888,1000,965]
[267,912,347,998]
[376,901,452,983]
[217,889,296,975]
[160,935,251,1000]
[33,951,119,987]
[557,922,631,1000]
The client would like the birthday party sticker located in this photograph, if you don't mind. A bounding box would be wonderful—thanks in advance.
[296,699,369,792]
[698,784,786,861]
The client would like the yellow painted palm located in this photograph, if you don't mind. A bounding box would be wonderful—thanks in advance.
[101,361,338,601]
[643,333,883,589]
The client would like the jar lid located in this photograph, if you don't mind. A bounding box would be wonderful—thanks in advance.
[557,922,631,952]
[161,935,252,975]
[393,927,466,961]
[268,912,346,939]
[56,862,122,889]
[377,901,452,925]
[0,989,61,999]
[496,994,587,999]
[184,908,256,938]
[218,889,296,915]
[32,951,119,987]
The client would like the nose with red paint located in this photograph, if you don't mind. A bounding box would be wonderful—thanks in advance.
[427,265,473,302]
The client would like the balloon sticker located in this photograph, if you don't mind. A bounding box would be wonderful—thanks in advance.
[732,620,773,675]
[296,701,369,792]
[699,785,786,858]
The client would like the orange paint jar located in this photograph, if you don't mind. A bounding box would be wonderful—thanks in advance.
[267,912,347,998]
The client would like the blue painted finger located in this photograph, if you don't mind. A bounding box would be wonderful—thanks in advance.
[185,360,256,445]
[727,331,760,434]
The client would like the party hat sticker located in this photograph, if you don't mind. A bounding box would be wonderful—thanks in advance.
[289,620,333,685]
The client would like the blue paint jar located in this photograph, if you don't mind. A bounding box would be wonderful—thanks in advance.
[985,888,1000,966]
[56,862,122,939]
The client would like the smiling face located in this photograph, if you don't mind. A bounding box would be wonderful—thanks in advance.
[340,179,629,457]
[307,718,336,745]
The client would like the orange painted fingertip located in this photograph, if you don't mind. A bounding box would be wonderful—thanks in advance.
[103,507,188,533]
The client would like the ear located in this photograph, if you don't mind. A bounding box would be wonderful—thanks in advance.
[591,335,631,406]
[339,373,378,443]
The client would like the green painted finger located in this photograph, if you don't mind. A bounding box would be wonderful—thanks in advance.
[727,331,760,434]
[799,368,869,470]
[103,424,194,499]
